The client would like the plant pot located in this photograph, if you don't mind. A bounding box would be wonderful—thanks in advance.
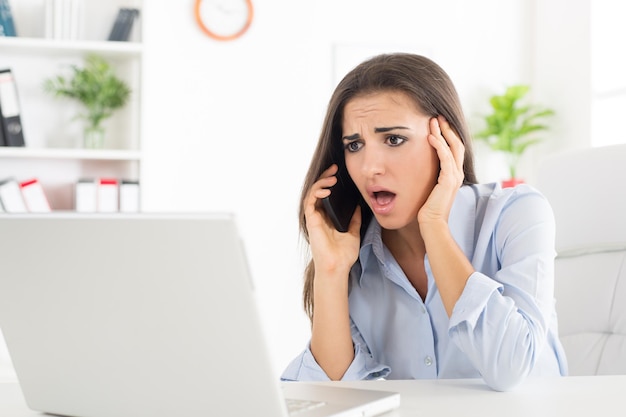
[84,126,105,149]
[502,178,524,188]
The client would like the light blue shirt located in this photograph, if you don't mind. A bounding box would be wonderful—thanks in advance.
[281,183,568,391]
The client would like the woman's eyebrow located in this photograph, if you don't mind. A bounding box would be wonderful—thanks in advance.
[374,126,410,133]
[342,126,410,141]
[342,133,360,141]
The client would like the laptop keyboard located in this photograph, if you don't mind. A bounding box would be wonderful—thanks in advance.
[285,398,326,415]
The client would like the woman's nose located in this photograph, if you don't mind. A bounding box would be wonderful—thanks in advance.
[360,148,386,178]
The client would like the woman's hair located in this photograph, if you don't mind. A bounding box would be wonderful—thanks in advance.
[299,53,477,321]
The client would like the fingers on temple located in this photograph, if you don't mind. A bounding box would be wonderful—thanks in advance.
[437,116,465,171]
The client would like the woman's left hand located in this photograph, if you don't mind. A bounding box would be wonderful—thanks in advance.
[418,115,465,225]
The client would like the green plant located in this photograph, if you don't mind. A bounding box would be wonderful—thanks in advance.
[43,54,131,132]
[474,84,554,179]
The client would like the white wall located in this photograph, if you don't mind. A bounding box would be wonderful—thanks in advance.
[532,0,591,157]
[590,0,626,147]
[141,0,537,378]
[0,0,612,381]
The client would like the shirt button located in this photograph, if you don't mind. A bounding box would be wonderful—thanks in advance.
[424,356,433,366]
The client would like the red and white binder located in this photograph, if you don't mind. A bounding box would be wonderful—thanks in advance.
[19,178,51,212]
[0,177,27,212]
[97,178,119,212]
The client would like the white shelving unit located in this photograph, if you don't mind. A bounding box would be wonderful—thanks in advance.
[0,147,141,161]
[0,0,143,211]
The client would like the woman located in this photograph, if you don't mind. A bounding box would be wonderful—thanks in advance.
[281,53,567,391]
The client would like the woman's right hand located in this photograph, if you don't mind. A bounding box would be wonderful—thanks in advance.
[307,164,361,379]
[305,164,362,277]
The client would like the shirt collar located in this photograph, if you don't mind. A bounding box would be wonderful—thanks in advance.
[359,217,382,269]
[354,185,478,285]
[448,185,478,261]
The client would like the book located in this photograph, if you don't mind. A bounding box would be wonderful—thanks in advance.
[118,8,139,42]
[108,8,139,42]
[107,8,127,41]
[44,0,54,38]
[44,0,83,40]
[68,0,84,40]
[19,178,52,212]
[119,180,140,212]
[75,178,97,212]
[53,0,64,38]
[0,0,17,37]
[0,68,25,147]
[0,177,27,212]
[97,178,118,212]
[0,111,5,146]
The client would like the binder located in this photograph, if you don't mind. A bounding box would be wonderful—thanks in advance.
[20,178,52,212]
[0,113,5,146]
[75,178,97,212]
[108,8,127,41]
[118,8,139,42]
[0,76,7,146]
[0,69,25,147]
[0,0,17,37]
[53,0,64,39]
[97,178,118,212]
[119,179,140,212]
[0,177,27,212]
[68,0,84,40]
[108,8,139,42]
[44,0,54,38]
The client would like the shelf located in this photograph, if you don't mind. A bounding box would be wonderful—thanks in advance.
[0,147,141,161]
[0,37,142,57]
[0,1,144,211]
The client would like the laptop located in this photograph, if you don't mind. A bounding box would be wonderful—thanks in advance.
[0,213,399,417]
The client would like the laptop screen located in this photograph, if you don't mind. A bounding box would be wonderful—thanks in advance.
[0,213,288,417]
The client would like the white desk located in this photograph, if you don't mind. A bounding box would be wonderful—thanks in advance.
[320,376,626,416]
[1,375,625,416]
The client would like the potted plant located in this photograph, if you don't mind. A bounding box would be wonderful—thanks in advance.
[43,54,131,149]
[474,84,554,187]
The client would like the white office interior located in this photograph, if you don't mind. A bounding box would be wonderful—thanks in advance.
[1,0,625,382]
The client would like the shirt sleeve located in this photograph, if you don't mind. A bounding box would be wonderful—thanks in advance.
[280,319,391,381]
[448,187,559,391]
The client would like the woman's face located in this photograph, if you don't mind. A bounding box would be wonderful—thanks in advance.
[341,90,439,230]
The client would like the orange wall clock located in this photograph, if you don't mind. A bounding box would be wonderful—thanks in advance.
[194,0,254,41]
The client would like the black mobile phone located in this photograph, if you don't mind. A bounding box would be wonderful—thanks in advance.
[322,167,361,233]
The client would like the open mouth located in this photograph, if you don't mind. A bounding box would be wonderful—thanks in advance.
[367,185,397,215]
[373,191,395,206]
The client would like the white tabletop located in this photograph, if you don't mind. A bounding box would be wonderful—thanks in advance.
[1,375,625,416]
[318,376,626,416]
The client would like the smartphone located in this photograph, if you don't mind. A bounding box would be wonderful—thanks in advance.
[322,167,361,233]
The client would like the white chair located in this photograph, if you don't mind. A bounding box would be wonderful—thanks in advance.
[536,144,626,376]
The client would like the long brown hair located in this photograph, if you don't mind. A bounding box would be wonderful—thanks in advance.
[299,53,477,321]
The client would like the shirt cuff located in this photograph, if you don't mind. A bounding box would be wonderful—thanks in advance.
[342,342,391,380]
[280,343,390,381]
[449,271,503,330]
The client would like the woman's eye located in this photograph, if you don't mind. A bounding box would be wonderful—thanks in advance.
[386,135,406,146]
[345,141,362,152]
